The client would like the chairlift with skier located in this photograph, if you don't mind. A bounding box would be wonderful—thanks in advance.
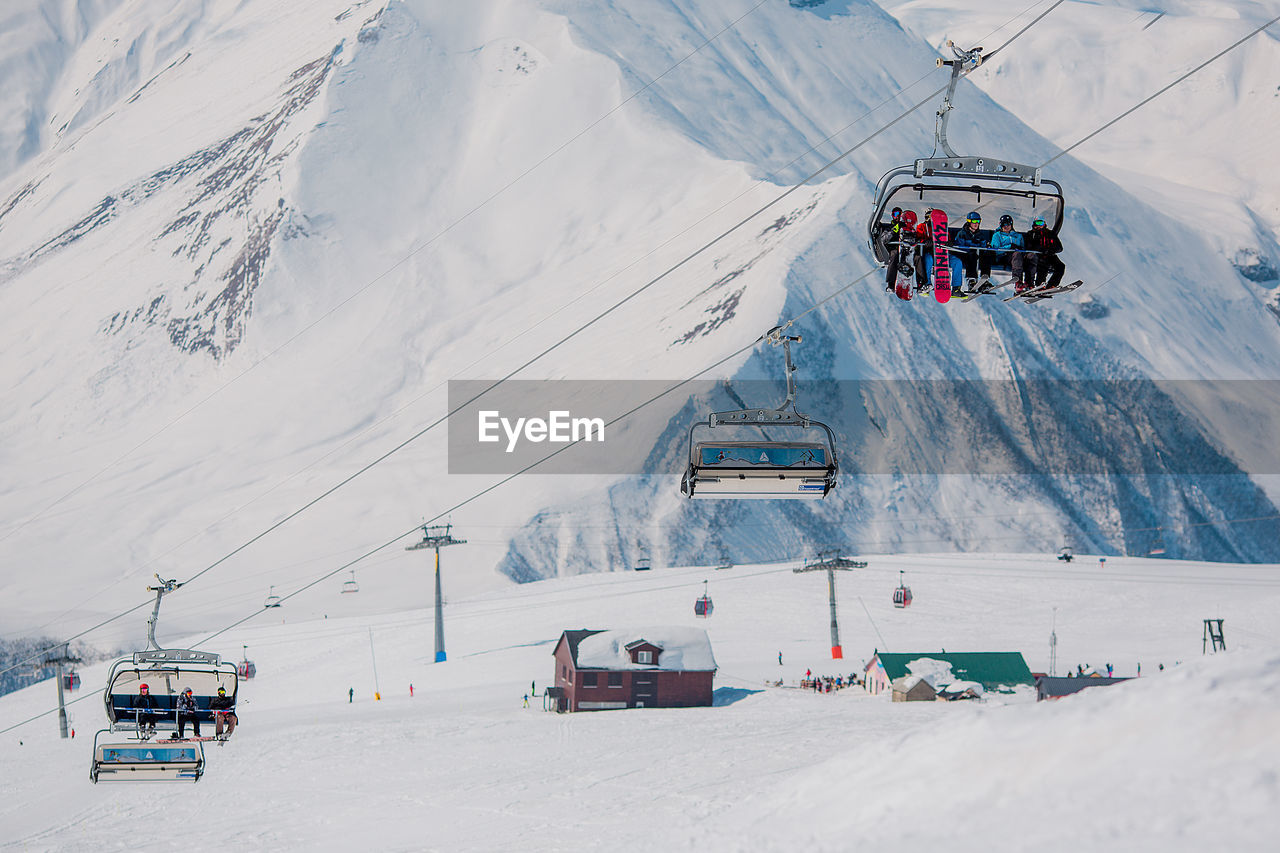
[869,43,1075,300]
[91,576,237,784]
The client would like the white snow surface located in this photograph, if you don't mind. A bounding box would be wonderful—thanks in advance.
[574,625,716,670]
[2,553,1280,850]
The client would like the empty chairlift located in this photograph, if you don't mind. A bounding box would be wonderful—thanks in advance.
[893,571,913,608]
[341,570,359,594]
[263,586,283,608]
[681,329,838,500]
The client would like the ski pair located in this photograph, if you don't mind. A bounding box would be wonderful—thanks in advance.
[1002,279,1084,302]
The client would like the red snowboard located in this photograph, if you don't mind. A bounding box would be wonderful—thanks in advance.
[930,209,951,303]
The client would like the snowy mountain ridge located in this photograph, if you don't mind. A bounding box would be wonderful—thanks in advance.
[1,0,1279,635]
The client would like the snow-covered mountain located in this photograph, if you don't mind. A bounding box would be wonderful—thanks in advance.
[2,0,1279,638]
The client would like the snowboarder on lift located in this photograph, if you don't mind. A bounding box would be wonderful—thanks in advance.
[885,210,923,291]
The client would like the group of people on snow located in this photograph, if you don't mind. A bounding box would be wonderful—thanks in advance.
[876,207,1065,296]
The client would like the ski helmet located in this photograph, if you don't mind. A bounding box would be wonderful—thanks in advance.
[966,211,981,223]
[901,210,917,227]
[999,214,1014,227]
[139,683,149,691]
[891,207,902,219]
[1033,217,1046,228]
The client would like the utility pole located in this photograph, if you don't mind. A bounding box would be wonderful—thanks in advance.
[43,643,82,739]
[793,552,867,659]
[406,523,466,662]
[1050,608,1058,677]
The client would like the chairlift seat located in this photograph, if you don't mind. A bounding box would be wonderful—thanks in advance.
[870,180,1064,264]
[90,733,204,783]
[683,440,835,499]
[104,653,238,730]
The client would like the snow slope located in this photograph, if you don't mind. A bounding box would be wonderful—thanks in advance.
[2,553,1278,850]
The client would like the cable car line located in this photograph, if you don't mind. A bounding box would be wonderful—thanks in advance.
[1040,13,1280,169]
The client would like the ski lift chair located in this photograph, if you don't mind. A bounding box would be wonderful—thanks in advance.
[868,43,1068,287]
[681,330,838,500]
[90,730,204,783]
[264,586,283,608]
[104,650,239,735]
[341,571,359,594]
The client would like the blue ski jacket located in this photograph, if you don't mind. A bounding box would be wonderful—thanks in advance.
[953,224,989,250]
[989,229,1025,251]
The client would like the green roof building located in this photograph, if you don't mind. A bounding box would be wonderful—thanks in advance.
[865,651,1034,696]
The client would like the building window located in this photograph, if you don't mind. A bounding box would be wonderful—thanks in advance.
[562,664,567,679]
[608,673,623,688]
[637,650,653,664]
[582,673,598,688]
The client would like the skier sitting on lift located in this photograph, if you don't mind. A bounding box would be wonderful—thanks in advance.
[210,685,237,738]
[873,207,904,263]
[132,683,158,735]
[989,213,1027,290]
[175,687,201,739]
[1023,217,1065,293]
[954,211,992,292]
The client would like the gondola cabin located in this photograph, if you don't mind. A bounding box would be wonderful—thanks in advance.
[694,581,714,618]
[893,571,913,608]
[238,659,257,679]
[64,670,81,692]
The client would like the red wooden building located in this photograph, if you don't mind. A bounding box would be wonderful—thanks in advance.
[552,627,717,712]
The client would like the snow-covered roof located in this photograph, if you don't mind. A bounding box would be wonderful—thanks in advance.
[573,627,716,671]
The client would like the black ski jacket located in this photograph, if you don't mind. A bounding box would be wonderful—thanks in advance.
[1025,228,1063,255]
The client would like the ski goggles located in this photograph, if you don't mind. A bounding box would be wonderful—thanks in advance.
[1033,219,1046,228]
